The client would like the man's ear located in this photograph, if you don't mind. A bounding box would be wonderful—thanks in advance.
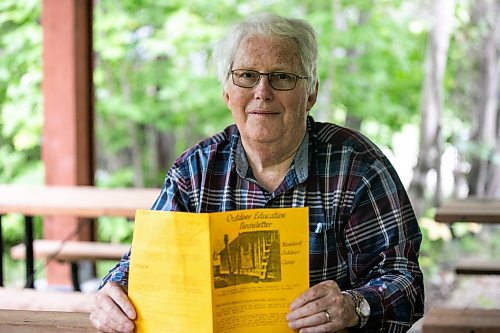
[223,89,229,105]
[306,81,319,112]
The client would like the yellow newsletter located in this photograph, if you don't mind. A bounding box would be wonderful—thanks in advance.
[128,207,309,333]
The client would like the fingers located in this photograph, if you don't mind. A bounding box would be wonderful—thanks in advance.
[89,282,136,333]
[107,283,136,320]
[289,280,340,313]
[288,311,335,332]
[286,280,348,332]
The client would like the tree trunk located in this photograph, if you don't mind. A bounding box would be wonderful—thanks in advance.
[409,0,456,216]
[121,76,144,187]
[316,0,343,122]
[126,121,144,187]
[467,0,499,197]
[317,1,368,132]
[147,128,176,186]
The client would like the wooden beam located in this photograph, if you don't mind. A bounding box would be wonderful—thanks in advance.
[41,0,94,287]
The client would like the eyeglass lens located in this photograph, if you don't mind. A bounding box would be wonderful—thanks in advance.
[231,70,300,91]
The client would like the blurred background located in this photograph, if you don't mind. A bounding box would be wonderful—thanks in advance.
[0,0,499,312]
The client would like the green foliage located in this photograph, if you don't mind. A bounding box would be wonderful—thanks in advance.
[97,217,134,244]
[0,0,42,184]
[1,213,43,247]
[315,2,425,147]
[2,253,24,286]
[93,2,235,185]
[419,219,500,284]
[1,214,26,246]
[419,236,446,275]
[91,0,429,184]
[0,0,431,186]
[0,0,43,255]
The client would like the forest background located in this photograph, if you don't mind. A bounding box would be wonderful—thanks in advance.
[0,0,499,304]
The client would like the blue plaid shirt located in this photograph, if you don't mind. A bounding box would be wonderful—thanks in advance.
[102,116,424,332]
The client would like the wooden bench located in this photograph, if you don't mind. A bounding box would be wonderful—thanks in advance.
[455,258,500,275]
[435,198,500,278]
[434,198,500,224]
[10,240,129,291]
[422,307,500,333]
[0,309,97,332]
[0,287,94,312]
[11,239,129,262]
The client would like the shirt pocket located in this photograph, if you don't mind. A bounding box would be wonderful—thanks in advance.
[309,226,344,283]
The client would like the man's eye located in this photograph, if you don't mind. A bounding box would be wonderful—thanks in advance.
[241,71,257,79]
[275,73,293,80]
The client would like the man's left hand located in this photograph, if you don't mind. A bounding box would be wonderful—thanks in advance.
[286,280,357,332]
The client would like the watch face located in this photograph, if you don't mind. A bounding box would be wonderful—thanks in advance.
[360,299,370,317]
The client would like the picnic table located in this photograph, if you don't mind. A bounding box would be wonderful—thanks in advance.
[0,309,97,332]
[426,198,500,331]
[422,307,500,333]
[434,197,500,275]
[434,197,500,224]
[0,184,160,289]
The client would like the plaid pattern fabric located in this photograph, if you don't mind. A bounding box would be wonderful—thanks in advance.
[102,116,424,332]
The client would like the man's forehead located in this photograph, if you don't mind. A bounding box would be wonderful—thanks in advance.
[234,35,301,69]
[238,35,298,52]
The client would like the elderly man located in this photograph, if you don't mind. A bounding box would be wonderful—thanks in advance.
[90,13,424,333]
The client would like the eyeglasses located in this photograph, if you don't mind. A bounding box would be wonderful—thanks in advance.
[229,69,308,91]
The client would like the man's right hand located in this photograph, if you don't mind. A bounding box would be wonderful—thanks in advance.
[89,282,136,333]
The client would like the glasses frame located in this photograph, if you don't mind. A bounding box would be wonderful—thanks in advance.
[229,69,308,91]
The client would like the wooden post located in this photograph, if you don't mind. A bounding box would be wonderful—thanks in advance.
[41,0,95,287]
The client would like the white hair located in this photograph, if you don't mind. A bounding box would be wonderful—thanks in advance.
[213,13,318,94]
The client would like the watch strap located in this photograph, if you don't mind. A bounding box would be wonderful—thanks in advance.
[343,290,369,328]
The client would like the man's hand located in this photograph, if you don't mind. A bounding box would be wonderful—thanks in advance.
[89,282,136,333]
[286,280,357,332]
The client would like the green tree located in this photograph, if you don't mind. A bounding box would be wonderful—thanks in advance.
[93,0,428,189]
[0,0,43,184]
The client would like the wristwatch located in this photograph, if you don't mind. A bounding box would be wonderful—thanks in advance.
[343,290,370,328]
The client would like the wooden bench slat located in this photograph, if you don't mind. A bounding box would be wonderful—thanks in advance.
[422,307,500,333]
[434,198,500,224]
[0,185,160,218]
[455,258,500,275]
[0,309,97,332]
[0,287,94,312]
[10,240,129,262]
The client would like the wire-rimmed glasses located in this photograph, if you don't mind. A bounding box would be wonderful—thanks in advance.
[229,69,307,91]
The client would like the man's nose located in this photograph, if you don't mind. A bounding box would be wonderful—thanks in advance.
[253,75,274,100]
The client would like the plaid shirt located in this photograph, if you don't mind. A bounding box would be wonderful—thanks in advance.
[102,116,424,332]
